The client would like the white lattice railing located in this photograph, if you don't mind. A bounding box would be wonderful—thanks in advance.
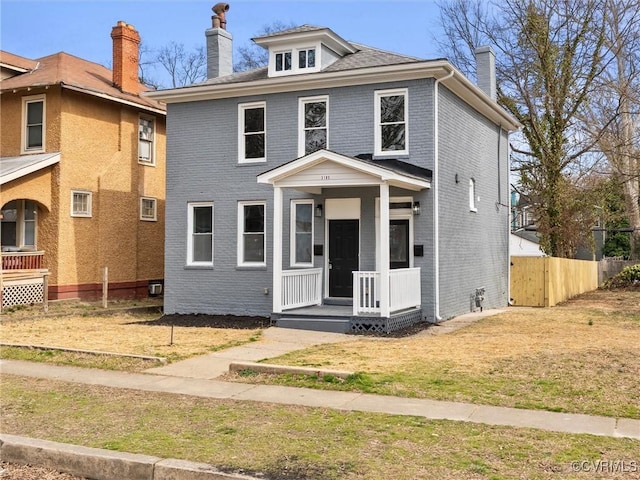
[353,268,421,316]
[281,268,323,311]
[1,271,49,311]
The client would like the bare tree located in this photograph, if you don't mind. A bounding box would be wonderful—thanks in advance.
[234,21,296,72]
[437,0,608,258]
[155,42,208,88]
[583,0,640,258]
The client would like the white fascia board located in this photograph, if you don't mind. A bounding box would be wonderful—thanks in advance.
[146,61,519,131]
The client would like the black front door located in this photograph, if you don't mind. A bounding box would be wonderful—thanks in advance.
[390,219,410,269]
[328,219,359,297]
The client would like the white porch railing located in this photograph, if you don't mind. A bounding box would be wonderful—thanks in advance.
[353,267,421,316]
[281,268,323,311]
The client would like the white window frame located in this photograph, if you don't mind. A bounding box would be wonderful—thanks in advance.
[297,47,317,70]
[469,178,478,212]
[0,200,37,250]
[298,95,329,157]
[268,43,321,77]
[21,94,46,154]
[290,199,314,267]
[139,196,157,221]
[187,202,214,267]
[138,115,156,166]
[274,49,293,73]
[374,88,408,156]
[70,190,92,218]
[238,102,266,164]
[237,201,266,267]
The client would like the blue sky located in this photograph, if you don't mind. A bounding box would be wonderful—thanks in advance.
[1,0,444,83]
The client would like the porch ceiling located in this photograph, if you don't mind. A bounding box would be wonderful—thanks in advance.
[257,149,431,192]
[0,152,60,185]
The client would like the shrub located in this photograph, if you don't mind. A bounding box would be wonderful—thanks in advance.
[603,264,640,289]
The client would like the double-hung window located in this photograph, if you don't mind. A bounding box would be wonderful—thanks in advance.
[139,116,155,165]
[22,95,45,153]
[187,202,214,266]
[140,197,157,221]
[238,102,266,163]
[290,200,313,266]
[375,89,408,156]
[298,96,328,156]
[71,190,92,217]
[238,201,266,266]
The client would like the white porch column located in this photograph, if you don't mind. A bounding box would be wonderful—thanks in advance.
[379,181,390,317]
[272,186,283,313]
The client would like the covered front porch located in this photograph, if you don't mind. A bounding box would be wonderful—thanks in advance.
[258,150,431,333]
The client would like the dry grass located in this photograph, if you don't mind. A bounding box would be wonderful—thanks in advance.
[0,311,263,363]
[239,289,640,418]
[2,375,639,480]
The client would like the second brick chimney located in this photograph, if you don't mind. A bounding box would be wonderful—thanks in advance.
[111,21,141,94]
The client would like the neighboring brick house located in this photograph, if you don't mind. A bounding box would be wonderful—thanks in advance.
[148,7,520,332]
[0,21,166,302]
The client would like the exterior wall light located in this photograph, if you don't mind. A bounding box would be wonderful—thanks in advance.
[412,201,421,215]
[315,204,323,217]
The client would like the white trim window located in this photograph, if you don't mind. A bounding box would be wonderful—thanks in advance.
[298,47,316,70]
[138,116,155,165]
[22,94,46,153]
[0,200,37,249]
[238,201,266,266]
[275,50,292,72]
[187,202,214,266]
[269,44,320,77]
[238,102,266,163]
[374,89,408,156]
[290,199,313,267]
[140,197,157,221]
[71,190,92,218]
[298,96,328,156]
[469,178,478,212]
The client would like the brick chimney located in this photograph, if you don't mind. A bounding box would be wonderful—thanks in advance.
[111,21,141,94]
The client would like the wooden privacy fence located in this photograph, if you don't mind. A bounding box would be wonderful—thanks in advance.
[510,256,598,307]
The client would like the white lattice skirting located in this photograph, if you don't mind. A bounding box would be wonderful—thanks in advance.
[2,278,45,308]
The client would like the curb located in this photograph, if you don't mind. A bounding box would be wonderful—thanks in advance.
[0,434,262,480]
[229,361,354,379]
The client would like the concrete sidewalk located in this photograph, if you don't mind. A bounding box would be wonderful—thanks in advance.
[2,358,638,439]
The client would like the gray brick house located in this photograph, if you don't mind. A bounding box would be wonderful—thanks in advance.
[148,7,520,333]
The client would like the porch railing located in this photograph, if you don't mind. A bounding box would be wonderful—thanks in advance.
[1,251,45,271]
[281,268,323,311]
[353,267,421,316]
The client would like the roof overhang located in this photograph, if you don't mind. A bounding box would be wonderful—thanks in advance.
[0,152,61,185]
[253,28,358,56]
[146,61,520,131]
[257,149,431,193]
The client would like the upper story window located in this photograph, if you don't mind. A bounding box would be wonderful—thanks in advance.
[275,51,292,72]
[22,94,46,153]
[298,96,328,156]
[71,190,92,218]
[238,102,266,163]
[375,89,408,156]
[139,116,155,165]
[269,44,321,77]
[298,48,316,69]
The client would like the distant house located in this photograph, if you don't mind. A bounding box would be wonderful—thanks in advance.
[148,8,520,332]
[0,21,166,305]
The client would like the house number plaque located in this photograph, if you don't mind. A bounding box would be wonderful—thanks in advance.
[320,175,331,180]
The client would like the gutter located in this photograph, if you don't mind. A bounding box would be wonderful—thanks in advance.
[433,68,455,322]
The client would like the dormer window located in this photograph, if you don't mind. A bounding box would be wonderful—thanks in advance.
[269,45,320,77]
[275,51,292,72]
[298,48,316,69]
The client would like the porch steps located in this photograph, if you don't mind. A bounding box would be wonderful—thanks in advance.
[275,316,351,334]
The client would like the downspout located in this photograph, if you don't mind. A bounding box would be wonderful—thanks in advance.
[433,68,455,322]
